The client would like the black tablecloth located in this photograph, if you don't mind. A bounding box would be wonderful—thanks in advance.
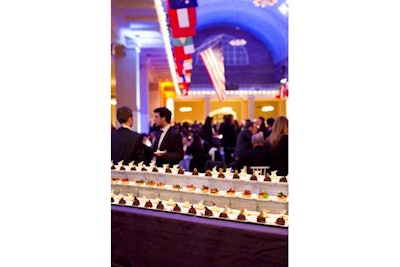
[111,205,288,267]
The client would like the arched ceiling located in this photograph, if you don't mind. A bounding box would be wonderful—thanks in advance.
[111,0,288,84]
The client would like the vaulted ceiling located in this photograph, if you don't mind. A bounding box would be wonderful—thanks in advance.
[111,0,288,86]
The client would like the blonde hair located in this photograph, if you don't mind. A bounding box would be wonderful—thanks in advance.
[266,116,288,151]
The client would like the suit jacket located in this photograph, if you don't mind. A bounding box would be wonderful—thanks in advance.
[152,127,184,167]
[265,134,288,176]
[111,127,145,166]
[238,145,270,174]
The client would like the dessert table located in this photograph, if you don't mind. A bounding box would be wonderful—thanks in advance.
[111,205,288,267]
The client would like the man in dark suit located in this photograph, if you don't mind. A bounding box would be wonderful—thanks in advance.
[152,107,184,167]
[111,106,145,166]
[237,132,270,174]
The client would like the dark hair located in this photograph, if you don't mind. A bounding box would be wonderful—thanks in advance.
[266,117,275,127]
[153,107,172,123]
[117,106,132,124]
[258,116,265,124]
[204,116,213,126]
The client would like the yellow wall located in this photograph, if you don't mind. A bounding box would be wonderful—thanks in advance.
[254,99,286,120]
[174,100,205,123]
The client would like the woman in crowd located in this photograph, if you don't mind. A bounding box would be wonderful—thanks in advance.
[265,116,288,176]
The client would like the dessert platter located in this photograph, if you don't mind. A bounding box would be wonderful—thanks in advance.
[111,161,289,226]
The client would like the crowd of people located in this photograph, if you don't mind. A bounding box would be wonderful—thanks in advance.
[111,106,288,176]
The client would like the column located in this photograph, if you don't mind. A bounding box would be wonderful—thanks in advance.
[140,63,150,134]
[205,96,211,116]
[248,96,255,121]
[115,45,141,132]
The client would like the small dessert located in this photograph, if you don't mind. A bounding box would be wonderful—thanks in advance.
[173,203,181,212]
[156,201,164,210]
[277,192,287,201]
[156,182,165,188]
[111,178,119,184]
[152,167,158,172]
[121,178,129,185]
[130,166,136,171]
[118,198,126,205]
[111,197,114,203]
[141,167,148,171]
[165,167,172,173]
[226,188,236,196]
[257,211,266,223]
[182,201,190,208]
[205,170,212,177]
[279,176,288,182]
[219,212,228,218]
[258,191,269,199]
[232,170,240,179]
[276,216,286,225]
[144,200,153,208]
[242,190,252,198]
[132,197,140,206]
[201,185,210,193]
[250,174,258,181]
[210,188,219,195]
[120,165,126,170]
[192,168,199,175]
[218,168,225,178]
[188,205,196,215]
[204,207,213,216]
[111,164,116,170]
[237,209,246,221]
[177,168,185,174]
[172,184,182,190]
[135,179,145,185]
[186,184,196,191]
[146,180,156,187]
[264,173,272,182]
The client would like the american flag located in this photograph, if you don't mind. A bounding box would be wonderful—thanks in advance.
[199,42,226,101]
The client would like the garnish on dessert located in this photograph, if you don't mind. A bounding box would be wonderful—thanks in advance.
[258,191,269,199]
[277,191,287,199]
[172,184,182,189]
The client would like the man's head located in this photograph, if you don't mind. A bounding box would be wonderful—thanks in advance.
[117,106,133,127]
[245,120,258,134]
[251,132,265,147]
[153,107,172,128]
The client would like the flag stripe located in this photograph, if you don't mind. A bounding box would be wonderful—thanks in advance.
[200,46,226,101]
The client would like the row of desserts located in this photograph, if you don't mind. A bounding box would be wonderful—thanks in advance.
[111,194,288,227]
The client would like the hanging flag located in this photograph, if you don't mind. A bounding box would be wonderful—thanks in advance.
[172,37,195,55]
[179,82,190,96]
[177,71,192,83]
[168,0,198,9]
[199,42,226,102]
[276,83,288,99]
[168,7,196,37]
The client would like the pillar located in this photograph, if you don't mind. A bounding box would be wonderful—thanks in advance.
[248,96,255,121]
[140,63,150,134]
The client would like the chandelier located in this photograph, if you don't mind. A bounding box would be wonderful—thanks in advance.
[253,0,278,8]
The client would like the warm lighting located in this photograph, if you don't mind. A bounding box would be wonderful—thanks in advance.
[253,0,278,8]
[179,107,192,112]
[261,106,275,112]
[229,39,247,46]
[221,107,233,112]
[111,98,117,105]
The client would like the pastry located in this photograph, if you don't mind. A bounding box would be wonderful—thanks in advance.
[152,167,158,172]
[242,190,252,198]
[258,191,269,199]
[141,167,148,171]
[226,188,236,196]
[165,167,172,173]
[218,168,225,178]
[250,174,258,181]
[192,168,199,175]
[264,173,272,181]
[201,185,210,193]
[111,197,114,203]
[121,178,129,185]
[277,192,287,201]
[156,182,165,188]
[186,184,196,191]
[146,180,156,187]
[120,165,126,171]
[156,201,164,210]
[111,164,116,170]
[237,209,246,221]
[279,176,288,182]
[144,200,153,208]
[135,179,145,185]
[188,205,196,215]
[111,178,119,184]
[257,212,266,223]
[118,198,126,205]
[205,170,212,177]
[276,216,286,225]
[204,207,213,216]
[219,212,228,218]
[132,197,140,206]
[232,170,240,179]
[177,168,185,174]
[173,203,181,212]
[130,166,136,171]
[210,188,219,195]
[172,184,182,190]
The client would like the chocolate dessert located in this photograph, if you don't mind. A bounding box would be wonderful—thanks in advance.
[152,167,158,172]
[279,177,288,182]
[120,166,126,170]
[132,197,140,206]
[111,165,116,170]
[156,201,164,210]
[250,174,257,181]
[205,170,212,177]
[141,167,147,171]
[218,173,225,178]
[177,168,185,174]
[204,207,213,216]
[257,214,266,223]
[145,200,153,208]
[264,173,271,182]
[192,168,199,175]
[111,197,114,203]
[131,166,136,171]
[237,214,246,221]
[173,203,181,212]
[276,217,286,225]
[118,198,126,205]
[232,170,240,179]
[219,212,228,218]
[188,205,196,215]
[165,167,172,173]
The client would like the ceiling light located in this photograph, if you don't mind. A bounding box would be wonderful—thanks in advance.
[229,39,247,46]
[111,98,117,105]
[261,106,274,112]
[179,107,192,112]
[280,78,288,84]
